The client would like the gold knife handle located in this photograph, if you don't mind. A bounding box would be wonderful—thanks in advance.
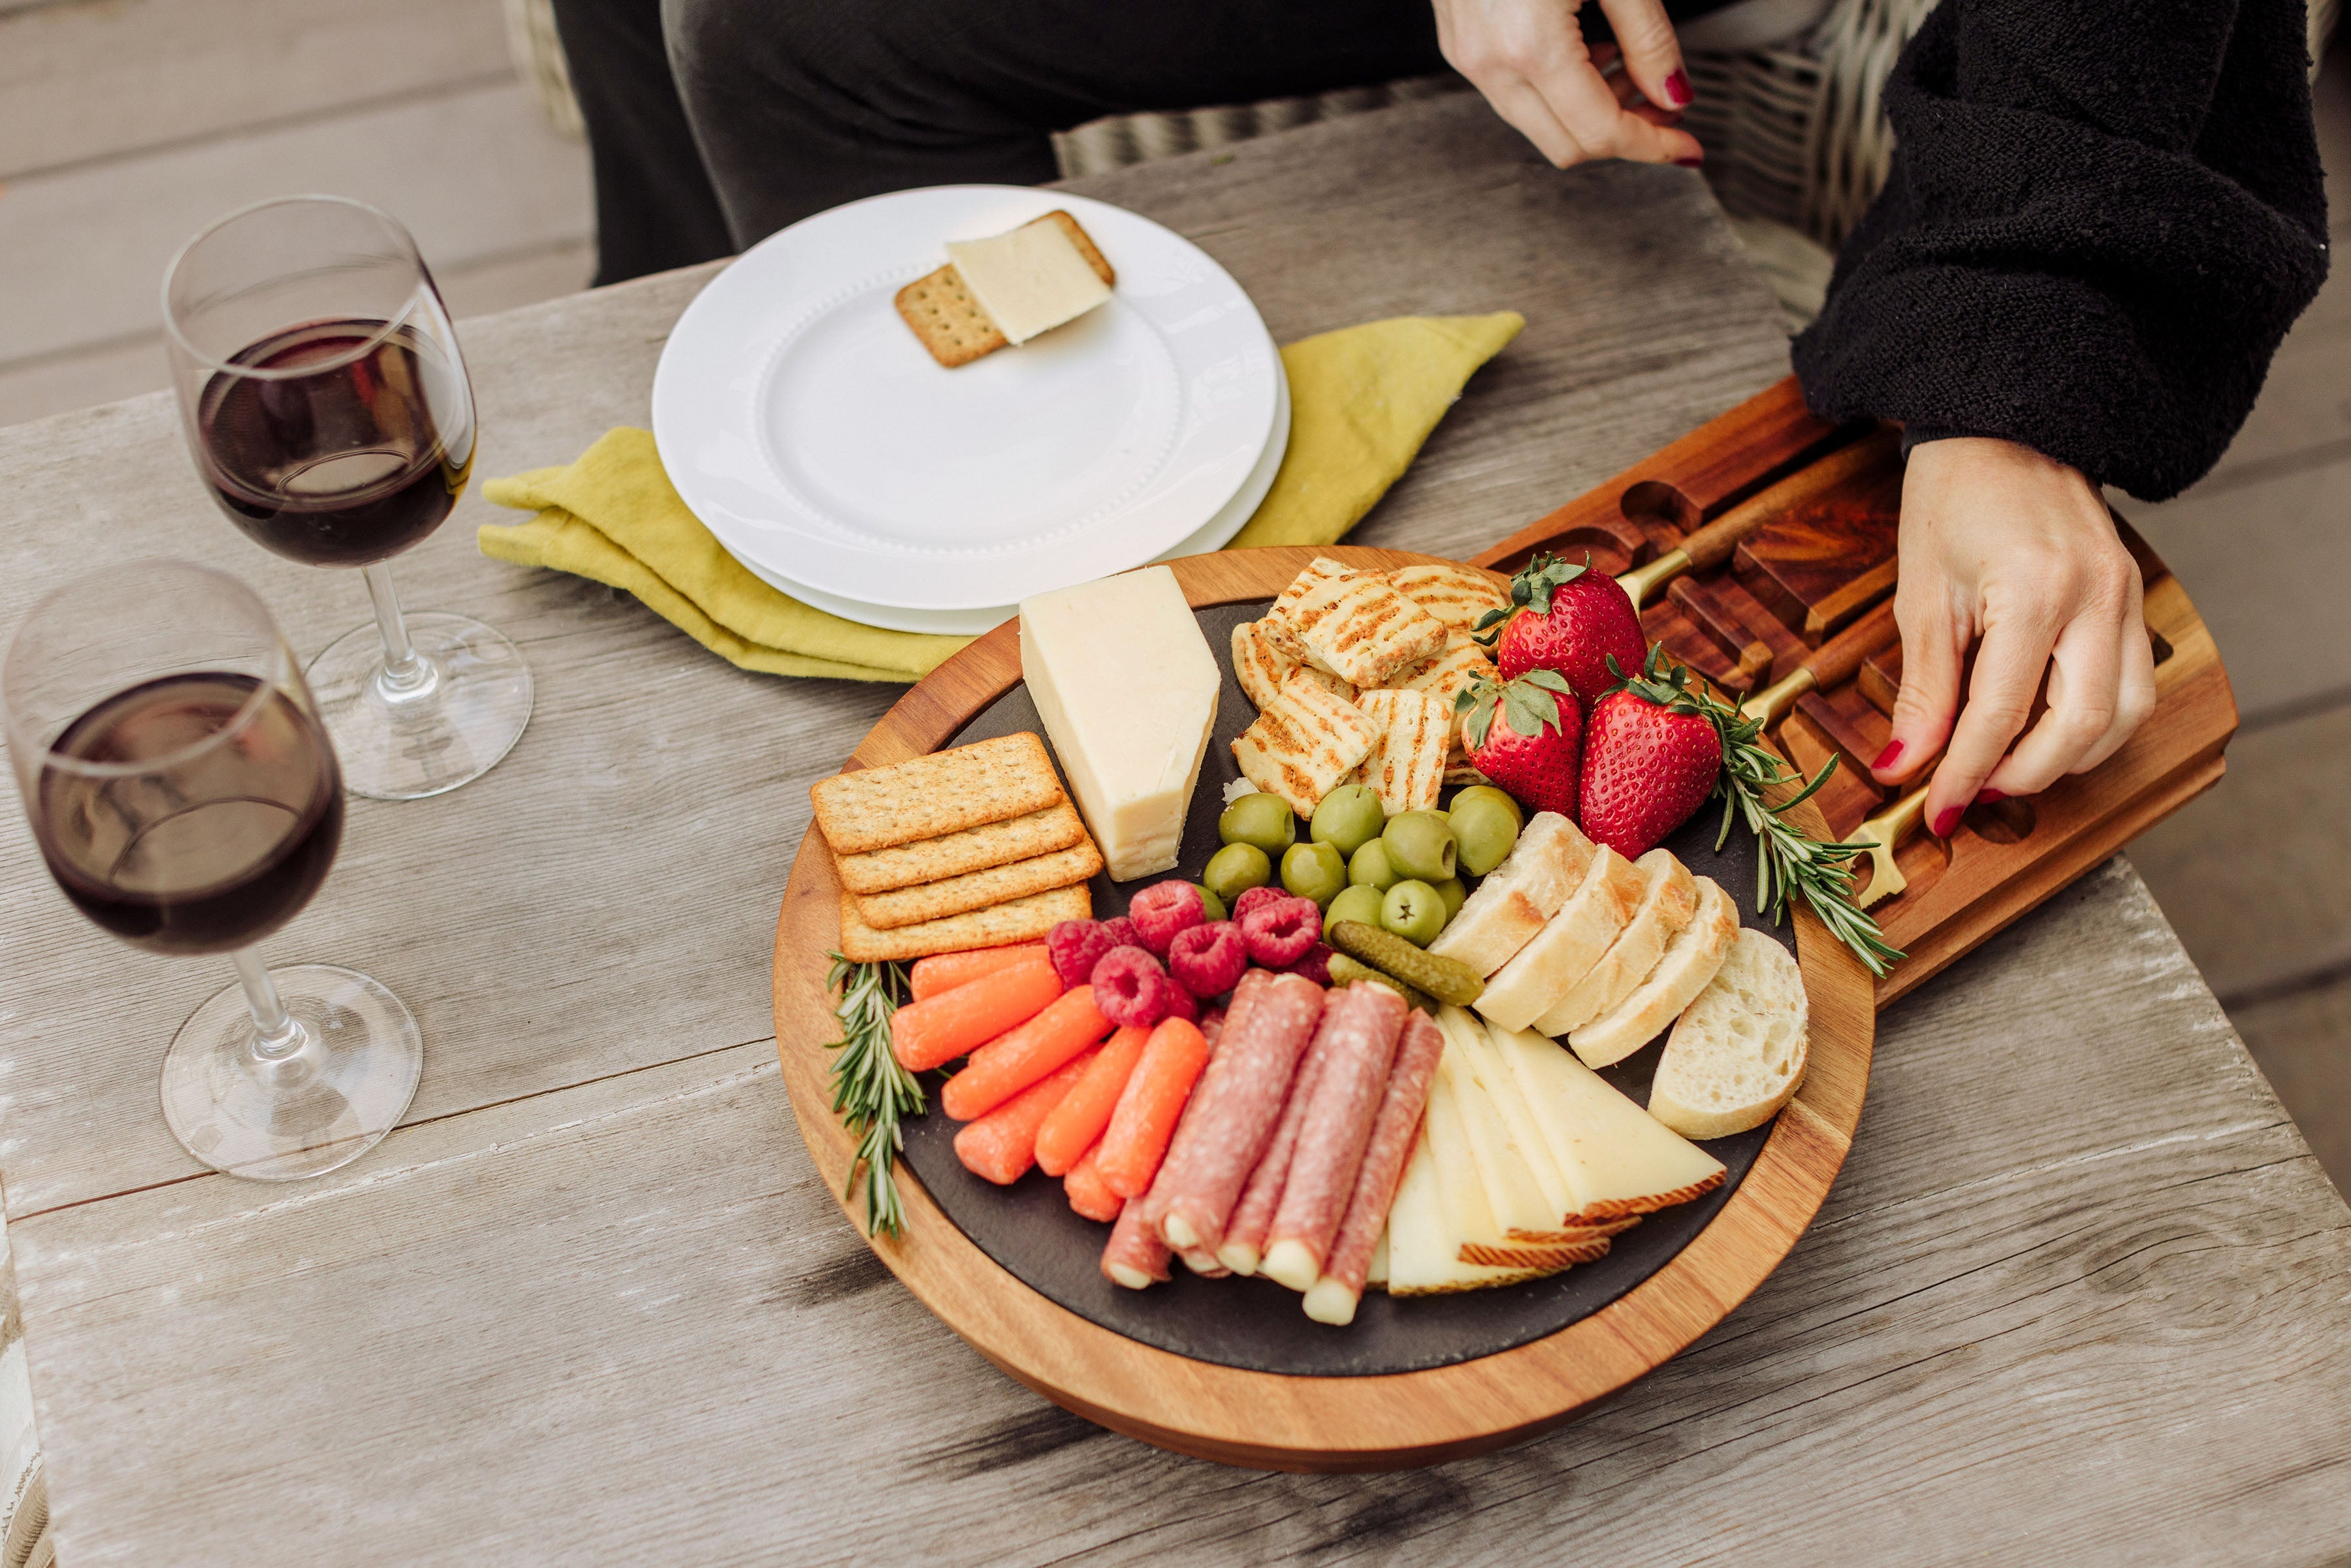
[1868,781,1931,847]
[1615,548,1690,610]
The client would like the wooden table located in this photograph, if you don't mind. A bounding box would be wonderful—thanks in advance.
[2,97,2346,1565]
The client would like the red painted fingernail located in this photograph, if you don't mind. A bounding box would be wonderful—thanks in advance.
[1930,807,1963,839]
[1871,741,1904,771]
[1672,155,1704,168]
[1663,69,1693,108]
[1974,788,2005,805]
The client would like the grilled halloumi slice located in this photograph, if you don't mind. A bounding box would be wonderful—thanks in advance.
[1271,558,1357,633]
[1232,669,1381,816]
[1231,620,1298,710]
[1389,633,1496,710]
[1352,688,1450,815]
[1387,563,1509,633]
[1290,571,1448,688]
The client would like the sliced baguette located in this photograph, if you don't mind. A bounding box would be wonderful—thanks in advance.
[1474,846,1646,1032]
[1649,929,1808,1138]
[1533,849,1699,1038]
[1568,876,1737,1068]
[1427,812,1597,978]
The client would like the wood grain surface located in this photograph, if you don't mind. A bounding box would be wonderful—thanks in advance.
[0,91,2345,1564]
[771,547,1876,1469]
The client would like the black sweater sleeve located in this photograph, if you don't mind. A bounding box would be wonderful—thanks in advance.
[1789,0,2331,502]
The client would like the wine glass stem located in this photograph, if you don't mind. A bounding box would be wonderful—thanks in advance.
[362,564,434,697]
[232,946,308,1061]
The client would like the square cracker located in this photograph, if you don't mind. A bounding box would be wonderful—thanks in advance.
[1352,688,1452,815]
[838,884,1092,963]
[833,801,1089,895]
[894,211,1115,370]
[1232,669,1381,816]
[1290,571,1448,688]
[851,840,1104,930]
[810,732,1063,856]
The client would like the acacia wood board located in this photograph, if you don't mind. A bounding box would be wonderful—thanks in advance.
[771,547,1876,1470]
[1471,376,2238,1008]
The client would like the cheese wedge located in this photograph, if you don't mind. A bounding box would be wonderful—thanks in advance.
[1384,1123,1539,1295]
[943,217,1110,344]
[1475,846,1647,1032]
[1534,850,1701,1038]
[1434,1013,1620,1270]
[1445,1012,1642,1247]
[1230,669,1380,816]
[1019,566,1219,881]
[1491,1023,1725,1221]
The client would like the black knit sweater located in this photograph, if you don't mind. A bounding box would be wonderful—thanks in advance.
[1791,0,2331,502]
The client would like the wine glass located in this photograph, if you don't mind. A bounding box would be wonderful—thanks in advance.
[3,561,423,1181]
[161,194,532,802]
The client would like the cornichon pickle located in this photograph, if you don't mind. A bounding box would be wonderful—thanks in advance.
[1326,952,1433,1014]
[1326,920,1484,1007]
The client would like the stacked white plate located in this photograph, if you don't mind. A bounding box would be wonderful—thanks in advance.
[652,187,1288,635]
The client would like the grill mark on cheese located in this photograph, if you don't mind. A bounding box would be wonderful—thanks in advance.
[1294,573,1448,688]
[1232,670,1380,816]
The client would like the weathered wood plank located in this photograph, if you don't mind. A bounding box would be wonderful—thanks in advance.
[14,865,2350,1566]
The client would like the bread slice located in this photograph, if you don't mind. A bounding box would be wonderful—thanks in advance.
[1473,846,1646,1032]
[1427,812,1597,978]
[1568,876,1737,1068]
[1533,850,1699,1038]
[1649,929,1808,1138]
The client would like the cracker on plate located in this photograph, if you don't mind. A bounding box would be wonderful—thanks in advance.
[838,884,1092,963]
[832,801,1089,895]
[810,732,1063,856]
[852,841,1104,931]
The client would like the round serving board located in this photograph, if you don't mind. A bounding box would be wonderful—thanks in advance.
[772,546,1876,1470]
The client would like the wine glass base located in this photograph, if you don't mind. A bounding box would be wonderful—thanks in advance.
[161,964,423,1182]
[307,612,533,801]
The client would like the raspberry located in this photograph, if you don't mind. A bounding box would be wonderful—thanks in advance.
[1166,920,1248,999]
[1100,916,1140,950]
[1127,880,1206,957]
[1240,896,1321,968]
[1283,942,1334,987]
[1046,920,1114,988]
[1160,982,1198,1024]
[1091,945,1174,1029]
[1230,885,1290,923]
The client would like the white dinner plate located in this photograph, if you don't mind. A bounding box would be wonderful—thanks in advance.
[652,186,1281,613]
[726,361,1289,635]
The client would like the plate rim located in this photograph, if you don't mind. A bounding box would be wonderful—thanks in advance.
[769,545,1876,1471]
[654,185,1280,612]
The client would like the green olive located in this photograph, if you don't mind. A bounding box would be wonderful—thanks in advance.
[1217,792,1297,857]
[1448,784,1524,830]
[1380,880,1448,946]
[1431,876,1468,926]
[1383,810,1458,884]
[1202,842,1271,910]
[1324,884,1385,939]
[1281,840,1349,908]
[1348,838,1401,892]
[1194,884,1228,923]
[1446,796,1522,878]
[1309,783,1387,856]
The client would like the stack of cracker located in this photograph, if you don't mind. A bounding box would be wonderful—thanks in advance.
[812,732,1102,962]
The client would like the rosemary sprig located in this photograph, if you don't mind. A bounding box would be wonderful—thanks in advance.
[1610,648,1905,978]
[823,954,925,1238]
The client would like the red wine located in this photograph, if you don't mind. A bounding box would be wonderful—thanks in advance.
[195,319,475,568]
[35,674,344,955]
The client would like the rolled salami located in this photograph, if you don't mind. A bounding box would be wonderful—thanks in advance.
[1303,1008,1445,1326]
[1260,983,1409,1291]
[1132,976,1246,1234]
[1101,1198,1172,1290]
[1153,971,1326,1254]
[1214,1011,1343,1275]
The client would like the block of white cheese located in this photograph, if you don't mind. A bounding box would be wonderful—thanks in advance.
[1019,567,1219,881]
[944,219,1112,345]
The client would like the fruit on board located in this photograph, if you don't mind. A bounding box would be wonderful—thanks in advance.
[1280,840,1349,907]
[1431,876,1468,925]
[1230,884,1289,923]
[1380,880,1448,946]
[1323,883,1385,938]
[1382,810,1458,884]
[1128,880,1207,956]
[1046,919,1116,987]
[1218,792,1296,856]
[1167,920,1249,997]
[1455,669,1584,820]
[1309,783,1387,856]
[1092,944,1177,1028]
[1203,842,1272,909]
[1348,838,1401,891]
[1578,646,1725,859]
[1475,552,1647,710]
[1194,884,1228,923]
[1239,895,1322,967]
[1448,782,1522,830]
[1445,793,1520,878]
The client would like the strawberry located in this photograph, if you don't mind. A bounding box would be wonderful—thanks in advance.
[1475,552,1648,709]
[1455,670,1584,820]
[1577,646,1725,858]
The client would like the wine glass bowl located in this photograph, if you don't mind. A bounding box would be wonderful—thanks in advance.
[163,195,530,801]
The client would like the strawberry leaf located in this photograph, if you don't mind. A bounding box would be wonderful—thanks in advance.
[1509,551,1592,616]
[1500,677,1563,738]
[1460,685,1501,750]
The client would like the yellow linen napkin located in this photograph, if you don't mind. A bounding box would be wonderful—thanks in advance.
[479,311,1522,682]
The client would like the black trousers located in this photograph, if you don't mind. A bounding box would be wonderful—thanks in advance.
[551,0,1718,286]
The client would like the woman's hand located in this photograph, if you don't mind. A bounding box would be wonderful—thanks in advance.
[1433,0,1703,168]
[1873,438,2158,837]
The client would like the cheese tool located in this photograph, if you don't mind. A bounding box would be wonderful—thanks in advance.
[1614,428,1902,609]
[1742,598,1902,728]
[1852,784,1930,909]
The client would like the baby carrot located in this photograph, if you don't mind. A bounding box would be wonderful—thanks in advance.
[908,943,1049,1002]
[1063,1141,1123,1223]
[953,1051,1096,1187]
[940,984,1115,1121]
[1096,1017,1211,1200]
[1034,1025,1151,1177]
[891,957,1061,1072]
